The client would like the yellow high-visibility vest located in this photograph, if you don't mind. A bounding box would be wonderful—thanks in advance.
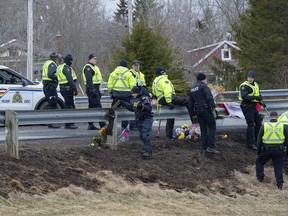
[42,60,56,81]
[152,74,175,103]
[56,63,77,84]
[82,64,103,85]
[262,122,285,144]
[239,81,260,102]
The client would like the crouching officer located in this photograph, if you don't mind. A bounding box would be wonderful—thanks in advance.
[42,52,61,128]
[256,111,288,190]
[121,86,153,158]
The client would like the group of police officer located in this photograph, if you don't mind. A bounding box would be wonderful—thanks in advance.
[43,54,287,188]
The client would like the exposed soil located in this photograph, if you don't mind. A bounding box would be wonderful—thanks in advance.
[0,128,266,198]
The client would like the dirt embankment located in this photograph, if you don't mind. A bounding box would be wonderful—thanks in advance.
[0,130,263,198]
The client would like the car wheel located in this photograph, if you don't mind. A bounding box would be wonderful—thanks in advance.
[37,101,62,110]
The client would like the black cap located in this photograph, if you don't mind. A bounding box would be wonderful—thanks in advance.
[155,67,166,76]
[131,86,140,94]
[50,52,58,59]
[119,59,128,67]
[88,53,97,60]
[270,111,278,117]
[247,70,256,78]
[132,60,140,65]
[64,54,73,66]
[197,73,206,81]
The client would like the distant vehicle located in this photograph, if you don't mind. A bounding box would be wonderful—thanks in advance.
[100,82,109,95]
[0,65,64,110]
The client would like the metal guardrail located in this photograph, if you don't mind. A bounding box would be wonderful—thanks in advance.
[4,106,190,126]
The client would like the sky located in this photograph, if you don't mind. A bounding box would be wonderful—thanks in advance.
[101,0,118,17]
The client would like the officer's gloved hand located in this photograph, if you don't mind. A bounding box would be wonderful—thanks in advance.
[137,102,143,110]
[254,96,261,101]
[74,89,78,96]
[261,103,266,108]
[167,103,175,110]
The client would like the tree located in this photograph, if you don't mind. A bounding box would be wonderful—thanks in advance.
[111,19,189,95]
[210,57,242,90]
[234,0,288,88]
[113,0,128,25]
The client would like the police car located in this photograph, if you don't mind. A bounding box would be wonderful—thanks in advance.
[0,65,64,110]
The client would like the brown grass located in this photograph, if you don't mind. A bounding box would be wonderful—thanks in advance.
[0,166,288,216]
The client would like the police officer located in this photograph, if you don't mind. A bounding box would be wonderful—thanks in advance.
[82,53,106,130]
[189,73,220,154]
[152,67,194,140]
[256,111,288,190]
[42,52,61,128]
[239,70,266,150]
[108,59,135,130]
[121,86,153,158]
[57,54,78,129]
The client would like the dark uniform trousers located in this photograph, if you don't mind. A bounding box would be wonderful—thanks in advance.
[43,81,58,109]
[195,106,216,149]
[241,104,262,146]
[256,146,284,187]
[137,116,153,154]
[87,87,106,128]
[159,96,194,139]
[60,85,75,126]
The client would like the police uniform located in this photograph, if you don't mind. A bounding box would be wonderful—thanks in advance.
[152,67,194,139]
[189,73,219,154]
[82,54,106,130]
[256,111,288,190]
[57,54,78,129]
[108,59,135,129]
[122,86,153,158]
[42,53,61,128]
[239,70,265,149]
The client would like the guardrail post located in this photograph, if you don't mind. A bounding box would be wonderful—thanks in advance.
[5,110,19,159]
[106,110,118,150]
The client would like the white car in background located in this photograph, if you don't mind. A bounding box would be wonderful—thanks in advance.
[0,65,64,110]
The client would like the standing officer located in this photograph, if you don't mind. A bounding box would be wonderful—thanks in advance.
[189,73,220,154]
[42,52,61,128]
[239,70,266,150]
[108,59,135,130]
[256,111,288,190]
[152,67,194,140]
[56,54,78,129]
[82,53,106,130]
[129,60,146,131]
[121,86,153,158]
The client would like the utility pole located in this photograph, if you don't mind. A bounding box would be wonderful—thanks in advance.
[27,0,34,81]
[127,0,133,34]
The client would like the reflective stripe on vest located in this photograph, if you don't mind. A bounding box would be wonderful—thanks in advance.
[262,122,285,144]
[82,64,103,85]
[112,70,131,91]
[239,81,260,102]
[56,63,77,84]
[42,60,56,81]
[130,69,146,86]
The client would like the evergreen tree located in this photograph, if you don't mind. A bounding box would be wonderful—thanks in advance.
[110,19,189,95]
[210,57,242,91]
[114,0,128,25]
[234,0,288,88]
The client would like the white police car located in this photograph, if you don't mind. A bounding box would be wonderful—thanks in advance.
[0,65,64,110]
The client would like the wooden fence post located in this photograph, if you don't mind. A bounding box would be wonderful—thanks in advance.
[5,110,19,159]
[106,109,118,150]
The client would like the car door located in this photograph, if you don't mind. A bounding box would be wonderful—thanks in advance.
[0,68,33,110]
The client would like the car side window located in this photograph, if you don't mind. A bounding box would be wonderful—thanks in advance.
[0,69,22,85]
